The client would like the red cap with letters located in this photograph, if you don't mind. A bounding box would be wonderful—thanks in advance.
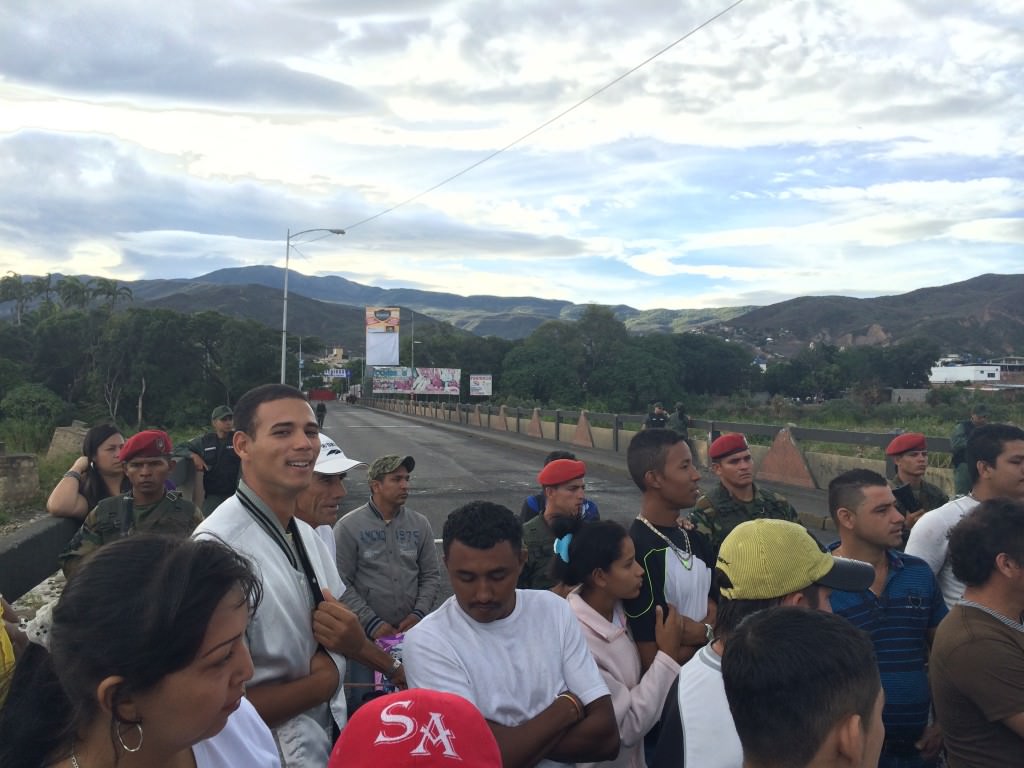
[329,689,501,767]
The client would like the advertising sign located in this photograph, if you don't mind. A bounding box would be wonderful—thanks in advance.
[469,374,492,396]
[372,367,461,395]
[365,306,400,365]
[324,368,351,379]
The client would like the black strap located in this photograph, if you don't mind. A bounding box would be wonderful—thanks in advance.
[288,517,325,608]
[118,495,135,534]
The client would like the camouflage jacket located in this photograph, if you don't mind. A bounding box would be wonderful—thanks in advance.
[889,477,949,516]
[518,514,558,590]
[690,482,799,552]
[59,491,204,578]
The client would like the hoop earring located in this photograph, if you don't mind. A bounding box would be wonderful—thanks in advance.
[116,721,144,753]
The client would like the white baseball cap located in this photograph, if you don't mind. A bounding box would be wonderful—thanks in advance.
[315,433,368,475]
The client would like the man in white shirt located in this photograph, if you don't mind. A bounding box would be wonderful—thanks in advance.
[403,500,620,768]
[906,423,1024,608]
[194,384,393,766]
[293,432,367,559]
[652,519,873,768]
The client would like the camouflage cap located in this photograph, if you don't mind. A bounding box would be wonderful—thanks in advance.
[368,454,415,481]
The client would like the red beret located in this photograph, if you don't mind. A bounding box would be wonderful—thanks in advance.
[886,432,926,456]
[119,430,173,462]
[709,433,749,461]
[538,459,586,487]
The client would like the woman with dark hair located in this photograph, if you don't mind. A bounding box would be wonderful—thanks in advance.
[0,535,280,768]
[553,520,684,768]
[47,424,130,519]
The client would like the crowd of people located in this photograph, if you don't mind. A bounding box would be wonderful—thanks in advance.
[0,386,1021,768]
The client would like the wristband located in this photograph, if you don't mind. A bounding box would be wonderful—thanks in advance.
[557,692,584,723]
[384,658,403,679]
[704,623,715,645]
[63,470,83,482]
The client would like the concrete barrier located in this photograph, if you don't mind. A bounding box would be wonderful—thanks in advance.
[0,516,77,601]
[0,443,39,509]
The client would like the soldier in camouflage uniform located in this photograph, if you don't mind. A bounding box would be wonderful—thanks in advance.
[518,458,587,592]
[690,433,797,554]
[886,432,949,549]
[59,430,204,578]
[950,404,988,496]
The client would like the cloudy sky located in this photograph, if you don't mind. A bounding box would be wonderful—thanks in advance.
[1,0,1021,311]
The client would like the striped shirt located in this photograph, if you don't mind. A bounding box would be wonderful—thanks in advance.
[829,547,948,742]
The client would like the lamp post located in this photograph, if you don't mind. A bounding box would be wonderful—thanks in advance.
[280,228,345,384]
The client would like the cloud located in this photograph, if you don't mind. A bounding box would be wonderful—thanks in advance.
[0,0,1020,315]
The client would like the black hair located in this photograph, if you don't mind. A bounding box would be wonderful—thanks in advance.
[712,569,823,641]
[544,450,577,465]
[966,423,1024,486]
[550,520,629,587]
[949,497,1024,587]
[627,428,685,491]
[232,383,308,436]
[80,423,130,507]
[722,607,880,768]
[0,535,262,768]
[827,468,889,523]
[442,501,523,557]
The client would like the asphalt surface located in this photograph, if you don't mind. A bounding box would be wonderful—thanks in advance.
[321,401,837,549]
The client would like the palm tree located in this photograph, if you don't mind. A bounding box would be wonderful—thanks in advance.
[91,277,133,309]
[30,273,56,307]
[57,276,93,309]
[0,271,30,325]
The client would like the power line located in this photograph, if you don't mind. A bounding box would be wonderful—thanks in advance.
[342,0,749,232]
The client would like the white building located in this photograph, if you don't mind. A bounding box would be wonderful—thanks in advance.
[929,365,1001,384]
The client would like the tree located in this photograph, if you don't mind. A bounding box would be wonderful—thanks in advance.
[58,276,94,309]
[29,273,57,308]
[91,277,133,310]
[0,272,30,326]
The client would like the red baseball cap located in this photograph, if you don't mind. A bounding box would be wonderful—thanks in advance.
[329,690,501,767]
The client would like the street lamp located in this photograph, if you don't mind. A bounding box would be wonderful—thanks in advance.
[280,228,345,384]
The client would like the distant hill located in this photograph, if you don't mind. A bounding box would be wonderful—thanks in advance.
[164,266,749,338]
[131,281,453,348]
[718,273,1024,357]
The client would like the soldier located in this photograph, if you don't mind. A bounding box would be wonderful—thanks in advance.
[690,433,798,553]
[59,429,204,578]
[950,404,988,496]
[182,405,241,514]
[643,402,669,430]
[518,458,587,592]
[886,432,948,545]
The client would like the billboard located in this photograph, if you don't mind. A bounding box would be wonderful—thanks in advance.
[373,367,461,395]
[323,368,351,379]
[469,374,492,396]
[365,307,400,365]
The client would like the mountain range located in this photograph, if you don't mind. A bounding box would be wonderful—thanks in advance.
[6,269,1023,357]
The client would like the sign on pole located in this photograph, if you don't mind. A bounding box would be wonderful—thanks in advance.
[469,374,492,396]
[365,307,400,365]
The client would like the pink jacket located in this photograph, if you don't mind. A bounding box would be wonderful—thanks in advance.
[568,591,680,768]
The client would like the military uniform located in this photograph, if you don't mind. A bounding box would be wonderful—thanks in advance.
[889,477,949,516]
[185,431,241,514]
[518,515,558,590]
[690,483,798,553]
[59,491,204,578]
[949,420,975,496]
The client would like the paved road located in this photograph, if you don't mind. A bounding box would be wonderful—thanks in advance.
[320,401,836,546]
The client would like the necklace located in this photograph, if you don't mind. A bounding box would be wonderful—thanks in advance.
[637,515,693,570]
[70,743,81,768]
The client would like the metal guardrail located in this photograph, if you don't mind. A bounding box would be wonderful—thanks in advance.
[368,398,954,455]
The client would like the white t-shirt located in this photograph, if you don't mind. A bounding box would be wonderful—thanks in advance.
[193,697,281,767]
[677,644,741,768]
[404,590,610,768]
[905,495,978,609]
